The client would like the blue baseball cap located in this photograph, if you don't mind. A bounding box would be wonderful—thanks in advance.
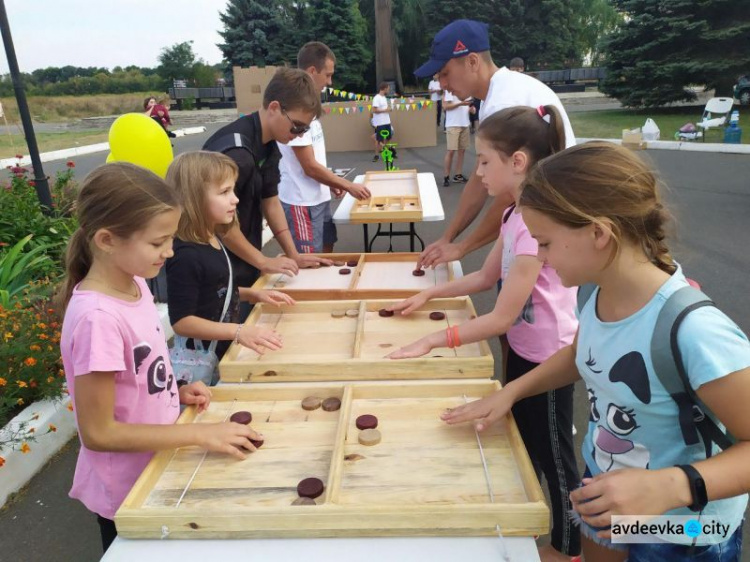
[414,20,491,78]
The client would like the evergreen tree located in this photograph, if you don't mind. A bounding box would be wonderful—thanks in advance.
[305,0,371,89]
[601,0,750,107]
[218,0,289,68]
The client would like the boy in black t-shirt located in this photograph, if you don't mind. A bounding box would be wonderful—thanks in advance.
[203,68,328,289]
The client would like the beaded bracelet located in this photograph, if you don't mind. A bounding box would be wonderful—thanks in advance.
[234,324,243,345]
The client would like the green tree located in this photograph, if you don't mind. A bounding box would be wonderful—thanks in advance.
[305,0,371,90]
[158,41,197,83]
[601,0,750,107]
[218,0,288,68]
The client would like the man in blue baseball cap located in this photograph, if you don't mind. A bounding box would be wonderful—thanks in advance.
[417,19,580,562]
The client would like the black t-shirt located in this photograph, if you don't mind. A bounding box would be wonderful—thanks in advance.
[202,113,281,286]
[166,239,240,360]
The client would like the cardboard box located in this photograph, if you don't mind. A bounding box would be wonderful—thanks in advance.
[622,128,645,150]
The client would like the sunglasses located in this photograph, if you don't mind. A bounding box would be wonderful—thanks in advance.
[282,109,311,135]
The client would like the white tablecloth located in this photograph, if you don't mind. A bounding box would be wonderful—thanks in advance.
[332,172,444,224]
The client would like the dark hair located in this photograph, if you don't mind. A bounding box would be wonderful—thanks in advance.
[378,82,389,92]
[520,141,676,274]
[263,67,322,118]
[477,105,566,166]
[297,41,335,71]
[509,57,524,69]
[143,96,156,110]
[58,163,181,310]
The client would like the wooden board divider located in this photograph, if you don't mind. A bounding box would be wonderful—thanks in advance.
[325,385,353,504]
[351,300,367,359]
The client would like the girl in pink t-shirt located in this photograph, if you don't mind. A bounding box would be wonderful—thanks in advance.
[389,106,580,562]
[59,163,263,553]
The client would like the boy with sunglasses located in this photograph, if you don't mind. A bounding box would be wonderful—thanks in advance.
[277,42,371,255]
[203,67,326,294]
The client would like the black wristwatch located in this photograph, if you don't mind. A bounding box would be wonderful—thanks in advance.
[676,464,708,512]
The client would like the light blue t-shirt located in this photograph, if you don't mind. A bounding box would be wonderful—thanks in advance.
[576,266,750,543]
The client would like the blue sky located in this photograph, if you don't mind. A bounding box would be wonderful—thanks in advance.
[0,0,225,73]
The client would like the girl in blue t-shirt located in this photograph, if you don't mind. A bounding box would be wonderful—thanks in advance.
[442,142,750,561]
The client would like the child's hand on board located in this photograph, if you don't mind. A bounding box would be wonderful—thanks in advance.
[388,292,429,316]
[387,336,432,360]
[440,389,516,431]
[570,468,688,538]
[257,290,295,307]
[179,381,212,413]
[261,256,299,277]
[237,325,283,354]
[198,422,264,460]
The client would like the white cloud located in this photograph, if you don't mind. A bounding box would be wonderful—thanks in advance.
[0,0,226,72]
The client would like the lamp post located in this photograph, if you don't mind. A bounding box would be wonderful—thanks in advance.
[0,0,52,210]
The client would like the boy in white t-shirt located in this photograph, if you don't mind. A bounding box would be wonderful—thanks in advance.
[428,73,443,127]
[442,91,472,186]
[371,82,394,162]
[278,42,370,253]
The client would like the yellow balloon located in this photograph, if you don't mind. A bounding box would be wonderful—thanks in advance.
[108,113,173,177]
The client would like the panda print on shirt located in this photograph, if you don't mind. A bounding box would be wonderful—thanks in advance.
[133,342,178,407]
[586,349,651,472]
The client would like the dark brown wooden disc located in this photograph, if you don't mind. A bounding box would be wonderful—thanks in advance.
[322,397,341,412]
[429,311,446,321]
[346,260,359,267]
[339,268,351,275]
[412,269,426,277]
[378,308,394,317]
[229,411,252,425]
[297,477,325,499]
[356,414,378,430]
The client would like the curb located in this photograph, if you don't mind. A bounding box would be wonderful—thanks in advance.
[0,396,76,508]
[0,126,207,169]
[577,137,750,154]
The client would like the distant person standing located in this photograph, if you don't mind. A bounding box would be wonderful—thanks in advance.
[509,57,525,72]
[371,82,394,161]
[428,73,443,127]
[442,91,471,186]
[469,97,481,133]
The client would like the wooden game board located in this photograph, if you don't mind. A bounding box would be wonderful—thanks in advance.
[115,380,549,539]
[253,252,456,300]
[349,169,423,223]
[219,297,492,382]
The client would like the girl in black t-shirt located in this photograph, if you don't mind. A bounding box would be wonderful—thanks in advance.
[165,151,293,365]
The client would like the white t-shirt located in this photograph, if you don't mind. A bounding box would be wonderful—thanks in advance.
[371,94,391,127]
[479,67,576,148]
[443,92,471,128]
[277,118,330,206]
[428,80,441,102]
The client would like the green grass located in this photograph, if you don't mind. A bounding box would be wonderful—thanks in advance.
[569,105,749,143]
[0,130,109,159]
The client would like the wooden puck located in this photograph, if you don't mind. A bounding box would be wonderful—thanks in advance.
[412,269,426,277]
[378,308,394,317]
[333,261,345,267]
[356,414,378,430]
[345,309,359,318]
[301,396,322,411]
[429,311,446,321]
[320,262,332,267]
[229,411,252,425]
[249,438,264,449]
[346,260,359,267]
[358,428,382,446]
[339,268,351,275]
[291,497,316,506]
[322,397,341,412]
[331,310,346,318]
[297,477,325,499]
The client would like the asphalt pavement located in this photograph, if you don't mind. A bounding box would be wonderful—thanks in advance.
[1,123,748,561]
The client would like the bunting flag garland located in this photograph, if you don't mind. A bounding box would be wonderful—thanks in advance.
[320,87,434,117]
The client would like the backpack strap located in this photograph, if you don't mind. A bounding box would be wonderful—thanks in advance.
[577,283,597,316]
[651,286,735,455]
[204,132,255,161]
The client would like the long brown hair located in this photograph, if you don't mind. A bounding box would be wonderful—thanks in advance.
[519,141,676,274]
[477,104,566,165]
[58,162,180,310]
[166,151,239,244]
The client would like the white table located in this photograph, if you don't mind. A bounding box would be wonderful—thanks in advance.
[333,172,444,252]
[104,535,540,561]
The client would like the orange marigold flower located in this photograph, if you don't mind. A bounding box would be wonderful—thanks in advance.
[24,357,37,367]
[4,332,13,341]
[17,380,27,388]
[39,334,49,340]
[47,376,54,383]
[0,377,6,387]
[29,344,41,351]
[0,456,5,467]
[38,322,47,329]
[67,402,74,412]
[20,443,30,454]
[17,398,24,406]
[29,381,37,388]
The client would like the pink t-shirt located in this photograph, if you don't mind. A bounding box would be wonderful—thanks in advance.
[501,207,577,363]
[61,277,179,520]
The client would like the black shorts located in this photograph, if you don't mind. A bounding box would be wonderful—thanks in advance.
[375,125,393,142]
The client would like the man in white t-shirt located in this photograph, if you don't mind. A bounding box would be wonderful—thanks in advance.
[278,42,371,253]
[414,19,576,269]
[371,82,394,161]
[442,91,472,186]
[428,73,443,127]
